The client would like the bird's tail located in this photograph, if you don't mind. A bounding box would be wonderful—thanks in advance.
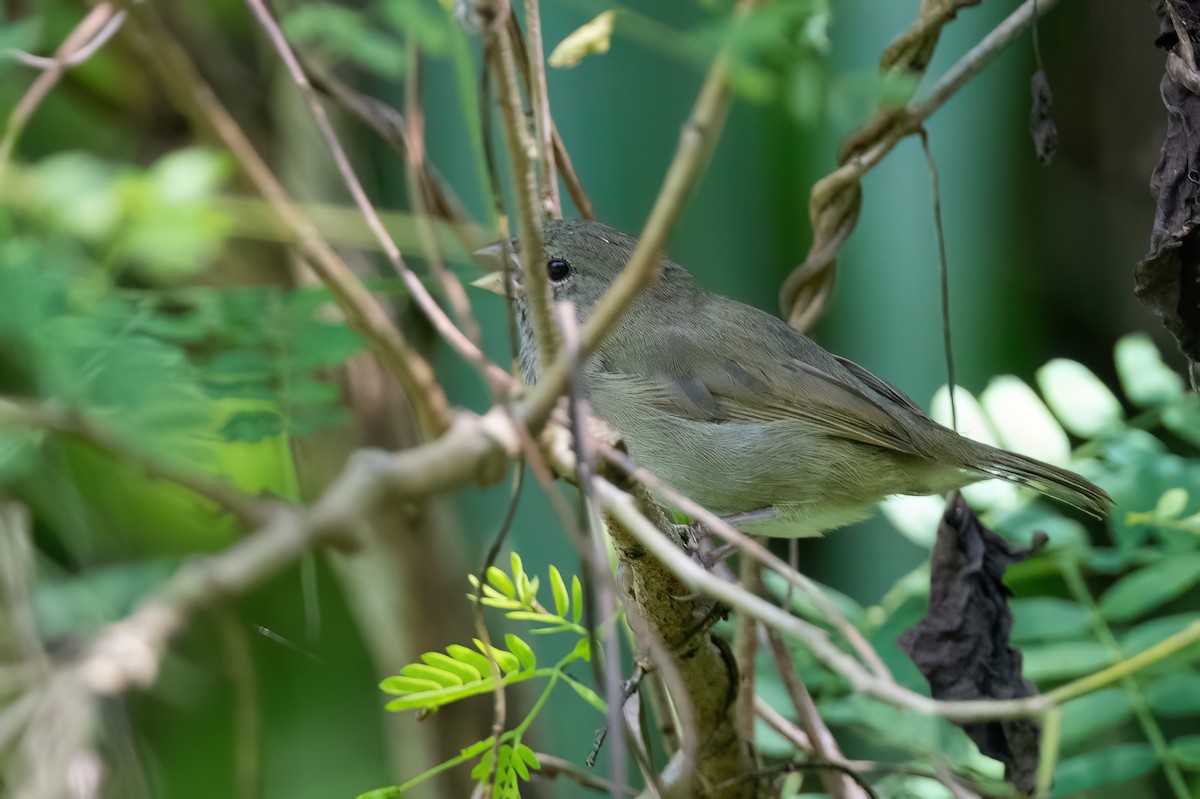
[964,443,1111,519]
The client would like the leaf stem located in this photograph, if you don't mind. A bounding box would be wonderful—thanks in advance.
[1057,559,1192,799]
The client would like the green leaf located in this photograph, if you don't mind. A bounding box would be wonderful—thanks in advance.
[515,743,540,772]
[1114,333,1184,407]
[401,662,462,688]
[1146,673,1200,717]
[1036,359,1123,437]
[285,323,364,370]
[473,639,520,673]
[1119,613,1200,657]
[504,634,536,671]
[549,565,569,618]
[510,552,525,587]
[1170,735,1200,769]
[217,410,283,443]
[380,675,442,695]
[1051,743,1156,797]
[504,610,567,625]
[447,644,495,678]
[1060,689,1133,749]
[1155,487,1190,519]
[486,566,516,599]
[571,575,584,624]
[1098,552,1200,622]
[1010,598,1091,642]
[422,651,482,683]
[571,638,592,663]
[563,674,606,713]
[1022,642,1111,682]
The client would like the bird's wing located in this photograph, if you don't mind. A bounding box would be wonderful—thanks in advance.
[606,336,924,456]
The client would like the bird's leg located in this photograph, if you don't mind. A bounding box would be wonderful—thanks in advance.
[691,507,781,569]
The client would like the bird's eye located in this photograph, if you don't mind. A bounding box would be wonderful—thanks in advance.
[547,258,571,282]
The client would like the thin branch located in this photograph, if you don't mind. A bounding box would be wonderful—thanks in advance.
[523,0,561,217]
[215,610,262,799]
[486,11,557,366]
[4,8,125,70]
[0,3,121,183]
[765,630,867,799]
[754,697,812,752]
[403,47,489,369]
[732,556,761,754]
[243,0,504,418]
[304,63,481,245]
[919,130,957,430]
[533,752,639,796]
[505,12,594,219]
[120,0,452,437]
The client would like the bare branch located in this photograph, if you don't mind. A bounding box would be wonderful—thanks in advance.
[523,0,561,217]
[485,9,558,366]
[120,0,453,437]
[765,631,867,799]
[0,3,122,183]
[244,0,505,415]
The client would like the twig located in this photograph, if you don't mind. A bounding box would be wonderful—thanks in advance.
[553,303,628,795]
[4,9,125,70]
[533,752,639,796]
[505,12,594,220]
[243,0,504,418]
[765,630,866,799]
[754,697,811,751]
[522,0,561,217]
[0,3,121,184]
[403,48,490,373]
[485,11,558,367]
[120,0,452,437]
[1057,560,1192,799]
[596,477,1023,723]
[732,557,761,754]
[303,64,481,244]
[919,130,957,430]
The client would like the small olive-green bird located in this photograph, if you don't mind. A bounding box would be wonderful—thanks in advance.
[474,219,1110,537]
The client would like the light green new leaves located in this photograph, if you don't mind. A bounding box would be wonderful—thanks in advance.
[380,636,533,711]
[468,554,586,635]
[472,742,540,799]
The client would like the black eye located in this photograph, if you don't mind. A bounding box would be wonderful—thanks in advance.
[547,258,571,282]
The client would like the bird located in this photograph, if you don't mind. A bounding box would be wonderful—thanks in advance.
[473,219,1110,537]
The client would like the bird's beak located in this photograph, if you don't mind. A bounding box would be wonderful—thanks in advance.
[471,240,520,296]
[470,270,506,295]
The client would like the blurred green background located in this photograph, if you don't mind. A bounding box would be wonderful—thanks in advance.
[0,0,1186,797]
